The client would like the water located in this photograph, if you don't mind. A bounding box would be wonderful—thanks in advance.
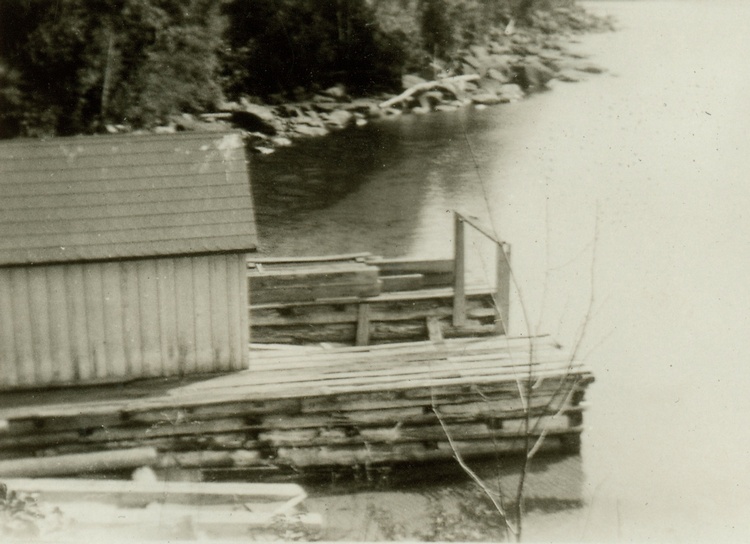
[253,1,750,540]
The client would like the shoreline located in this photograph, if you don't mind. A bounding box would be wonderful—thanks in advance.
[147,5,615,154]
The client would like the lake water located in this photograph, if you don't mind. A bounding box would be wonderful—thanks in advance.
[253,1,750,540]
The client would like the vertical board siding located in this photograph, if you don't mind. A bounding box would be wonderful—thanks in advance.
[137,260,161,377]
[46,267,72,384]
[156,258,178,375]
[0,270,18,387]
[27,269,52,384]
[237,254,250,370]
[121,261,143,378]
[192,257,214,372]
[174,257,197,375]
[10,268,34,386]
[0,254,248,389]
[101,262,127,378]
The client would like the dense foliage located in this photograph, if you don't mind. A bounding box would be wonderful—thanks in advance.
[0,0,566,138]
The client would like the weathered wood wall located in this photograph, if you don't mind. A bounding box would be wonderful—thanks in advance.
[0,254,248,389]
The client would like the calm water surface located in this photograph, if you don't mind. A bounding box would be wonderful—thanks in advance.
[253,1,750,540]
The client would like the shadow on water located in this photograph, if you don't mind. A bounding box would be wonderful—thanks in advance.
[250,108,512,257]
[303,453,585,541]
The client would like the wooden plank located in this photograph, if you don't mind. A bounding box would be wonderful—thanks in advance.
[64,264,90,382]
[355,303,370,346]
[85,263,113,379]
[137,259,162,377]
[101,262,127,378]
[156,258,178,375]
[2,477,306,504]
[174,257,197,374]
[495,242,511,333]
[249,285,494,309]
[379,273,424,292]
[120,261,143,378]
[0,447,158,477]
[0,270,18,387]
[209,255,231,371]
[426,316,444,343]
[249,252,371,265]
[251,282,381,304]
[28,267,53,384]
[9,268,34,386]
[192,257,214,372]
[228,254,246,370]
[453,213,467,327]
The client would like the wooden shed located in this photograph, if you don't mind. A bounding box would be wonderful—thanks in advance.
[0,132,257,390]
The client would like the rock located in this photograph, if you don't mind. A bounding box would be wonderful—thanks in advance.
[153,125,176,134]
[521,57,556,89]
[271,136,293,146]
[324,109,353,128]
[322,84,348,100]
[487,67,509,83]
[462,54,483,69]
[230,110,277,135]
[556,70,582,83]
[238,98,277,123]
[312,93,336,103]
[402,73,427,90]
[461,62,480,76]
[499,83,524,102]
[575,62,605,74]
[478,77,504,94]
[471,91,502,105]
[293,124,329,137]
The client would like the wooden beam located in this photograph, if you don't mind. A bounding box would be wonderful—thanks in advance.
[453,213,466,327]
[355,303,370,346]
[495,242,511,333]
[0,447,158,478]
[426,316,444,343]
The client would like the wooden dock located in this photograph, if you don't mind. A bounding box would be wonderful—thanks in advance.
[0,214,593,480]
[0,335,592,480]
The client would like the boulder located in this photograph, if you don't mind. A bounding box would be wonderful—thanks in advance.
[322,84,348,100]
[230,101,280,135]
[293,124,329,137]
[555,70,582,83]
[471,91,502,105]
[478,77,504,94]
[575,62,605,74]
[519,58,556,90]
[324,109,354,128]
[462,54,483,69]
[499,83,524,102]
[487,67,509,83]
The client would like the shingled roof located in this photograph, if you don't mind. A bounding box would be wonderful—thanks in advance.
[0,132,257,266]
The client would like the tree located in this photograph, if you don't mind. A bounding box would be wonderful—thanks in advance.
[0,0,224,137]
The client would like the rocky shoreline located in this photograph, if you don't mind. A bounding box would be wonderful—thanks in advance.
[146,5,615,153]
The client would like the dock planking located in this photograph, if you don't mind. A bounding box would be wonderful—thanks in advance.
[0,335,592,478]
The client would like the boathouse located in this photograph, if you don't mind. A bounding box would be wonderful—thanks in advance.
[0,132,257,390]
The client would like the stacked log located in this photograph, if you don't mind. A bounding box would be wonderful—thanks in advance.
[0,336,592,480]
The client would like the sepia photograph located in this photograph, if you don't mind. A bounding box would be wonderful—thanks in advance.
[0,0,748,541]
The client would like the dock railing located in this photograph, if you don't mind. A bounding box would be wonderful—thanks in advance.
[452,211,511,333]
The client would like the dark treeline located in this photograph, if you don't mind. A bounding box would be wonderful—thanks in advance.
[0,0,567,138]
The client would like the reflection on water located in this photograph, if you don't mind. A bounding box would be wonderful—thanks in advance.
[305,454,584,541]
[253,1,750,540]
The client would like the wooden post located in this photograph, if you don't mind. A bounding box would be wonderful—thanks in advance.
[355,303,370,346]
[495,242,511,334]
[453,213,466,327]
